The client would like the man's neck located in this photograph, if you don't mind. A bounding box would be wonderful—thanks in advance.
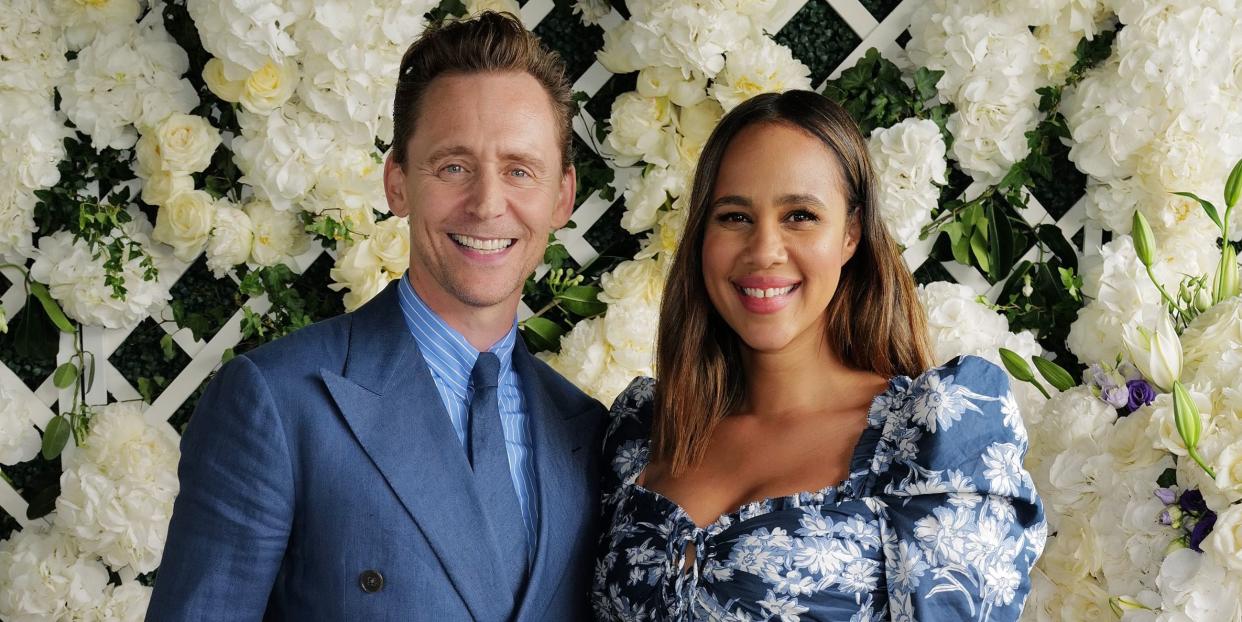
[405,273,517,352]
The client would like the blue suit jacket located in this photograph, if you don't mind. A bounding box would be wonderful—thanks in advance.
[148,281,606,621]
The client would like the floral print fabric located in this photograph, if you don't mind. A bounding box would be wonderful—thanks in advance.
[593,355,1046,621]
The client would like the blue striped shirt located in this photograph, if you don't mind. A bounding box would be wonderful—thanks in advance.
[395,274,538,556]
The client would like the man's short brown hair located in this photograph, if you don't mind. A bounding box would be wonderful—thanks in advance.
[392,11,575,171]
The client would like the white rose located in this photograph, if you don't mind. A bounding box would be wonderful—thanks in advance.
[141,171,194,207]
[1207,504,1242,572]
[245,199,310,267]
[202,57,244,102]
[205,205,254,278]
[240,59,299,114]
[0,382,40,465]
[1212,440,1242,505]
[153,190,216,261]
[369,217,410,275]
[708,37,812,113]
[329,240,390,311]
[143,113,222,174]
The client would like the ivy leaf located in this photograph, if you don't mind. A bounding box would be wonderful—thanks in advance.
[41,415,72,460]
[520,316,564,353]
[160,333,177,361]
[556,285,607,318]
[913,67,942,103]
[52,362,79,389]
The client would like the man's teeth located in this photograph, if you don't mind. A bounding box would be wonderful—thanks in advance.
[741,285,795,298]
[451,234,514,252]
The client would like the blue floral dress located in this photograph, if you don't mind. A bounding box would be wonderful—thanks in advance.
[592,355,1046,621]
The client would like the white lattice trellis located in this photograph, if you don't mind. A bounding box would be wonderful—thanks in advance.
[0,0,1097,536]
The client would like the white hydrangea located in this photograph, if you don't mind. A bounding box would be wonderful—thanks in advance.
[597,1,754,79]
[186,0,308,76]
[868,118,947,246]
[232,106,338,210]
[0,522,111,621]
[605,92,677,168]
[59,11,198,150]
[572,0,611,26]
[0,381,41,466]
[55,402,180,574]
[0,96,70,263]
[708,37,812,113]
[1066,237,1166,366]
[54,0,143,51]
[0,0,69,94]
[27,215,174,330]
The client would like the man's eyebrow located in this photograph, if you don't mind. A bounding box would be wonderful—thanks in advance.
[423,145,473,163]
[501,151,549,172]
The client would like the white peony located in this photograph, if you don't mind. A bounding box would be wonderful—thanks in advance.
[947,97,1039,185]
[541,316,610,398]
[153,190,217,262]
[621,166,680,234]
[598,258,664,306]
[245,199,310,267]
[868,118,947,246]
[0,381,40,465]
[605,92,676,168]
[28,220,174,330]
[602,297,657,376]
[0,522,111,621]
[205,204,254,278]
[59,12,198,150]
[708,37,812,113]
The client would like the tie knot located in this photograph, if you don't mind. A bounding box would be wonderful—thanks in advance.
[471,351,501,391]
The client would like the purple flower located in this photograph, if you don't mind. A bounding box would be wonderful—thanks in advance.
[1180,489,1207,514]
[1126,379,1156,412]
[1189,511,1217,552]
[1160,510,1173,526]
[1155,488,1177,505]
[1102,386,1130,409]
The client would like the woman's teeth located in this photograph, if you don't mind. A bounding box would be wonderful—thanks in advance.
[740,285,795,298]
[451,234,514,253]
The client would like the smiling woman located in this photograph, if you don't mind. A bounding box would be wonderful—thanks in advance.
[592,91,1047,621]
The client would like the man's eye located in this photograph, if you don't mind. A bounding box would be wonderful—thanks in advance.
[510,168,530,178]
[441,164,465,175]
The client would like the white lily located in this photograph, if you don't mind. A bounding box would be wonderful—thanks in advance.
[1122,313,1182,393]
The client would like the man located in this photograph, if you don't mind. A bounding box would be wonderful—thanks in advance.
[148,12,606,621]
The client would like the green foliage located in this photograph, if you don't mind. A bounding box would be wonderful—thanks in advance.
[822,48,952,137]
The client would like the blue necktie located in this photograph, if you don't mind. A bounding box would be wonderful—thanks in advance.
[468,352,529,595]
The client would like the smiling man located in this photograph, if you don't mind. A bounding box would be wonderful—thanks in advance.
[149,12,606,621]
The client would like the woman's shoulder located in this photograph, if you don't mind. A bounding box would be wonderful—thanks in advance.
[871,354,1029,492]
[600,377,657,483]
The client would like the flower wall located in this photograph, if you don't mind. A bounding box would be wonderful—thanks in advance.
[1,0,1241,619]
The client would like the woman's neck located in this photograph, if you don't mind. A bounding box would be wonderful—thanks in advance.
[739,332,861,419]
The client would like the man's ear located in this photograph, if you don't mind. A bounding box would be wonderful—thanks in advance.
[384,153,410,218]
[553,164,577,228]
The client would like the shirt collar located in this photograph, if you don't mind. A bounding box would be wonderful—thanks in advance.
[396,273,517,396]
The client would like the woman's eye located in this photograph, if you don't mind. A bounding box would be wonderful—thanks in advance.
[715,212,750,224]
[787,209,819,223]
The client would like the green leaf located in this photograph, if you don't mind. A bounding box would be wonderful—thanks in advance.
[970,229,991,273]
[913,67,942,103]
[41,415,71,460]
[1157,467,1178,489]
[556,285,607,318]
[221,347,236,364]
[945,223,971,265]
[1032,355,1075,391]
[987,203,1014,282]
[52,362,79,389]
[999,348,1036,382]
[137,377,155,403]
[1225,157,1242,209]
[520,317,564,353]
[160,333,177,361]
[1172,192,1223,231]
[29,282,75,333]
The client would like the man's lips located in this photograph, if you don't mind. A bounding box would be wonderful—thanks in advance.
[449,233,516,254]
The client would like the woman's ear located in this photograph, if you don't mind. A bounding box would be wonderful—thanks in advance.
[843,208,862,261]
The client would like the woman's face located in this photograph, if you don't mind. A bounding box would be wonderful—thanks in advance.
[701,121,860,355]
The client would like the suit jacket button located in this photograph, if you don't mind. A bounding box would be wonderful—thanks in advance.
[359,570,384,593]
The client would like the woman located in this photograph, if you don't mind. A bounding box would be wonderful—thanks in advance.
[592,90,1045,621]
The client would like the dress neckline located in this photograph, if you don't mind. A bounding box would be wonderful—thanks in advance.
[626,375,903,534]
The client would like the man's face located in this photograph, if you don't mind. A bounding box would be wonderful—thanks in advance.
[385,71,574,316]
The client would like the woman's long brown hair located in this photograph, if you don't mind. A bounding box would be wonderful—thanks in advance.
[653,90,933,475]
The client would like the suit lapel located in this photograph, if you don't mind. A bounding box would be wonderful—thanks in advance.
[512,345,591,620]
[320,282,511,622]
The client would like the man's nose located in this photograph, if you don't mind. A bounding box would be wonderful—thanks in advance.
[466,171,506,220]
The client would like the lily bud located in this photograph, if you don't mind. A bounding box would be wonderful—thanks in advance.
[1215,244,1239,303]
[1226,157,1242,209]
[1132,210,1156,268]
[1123,314,1182,393]
[1172,381,1201,452]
